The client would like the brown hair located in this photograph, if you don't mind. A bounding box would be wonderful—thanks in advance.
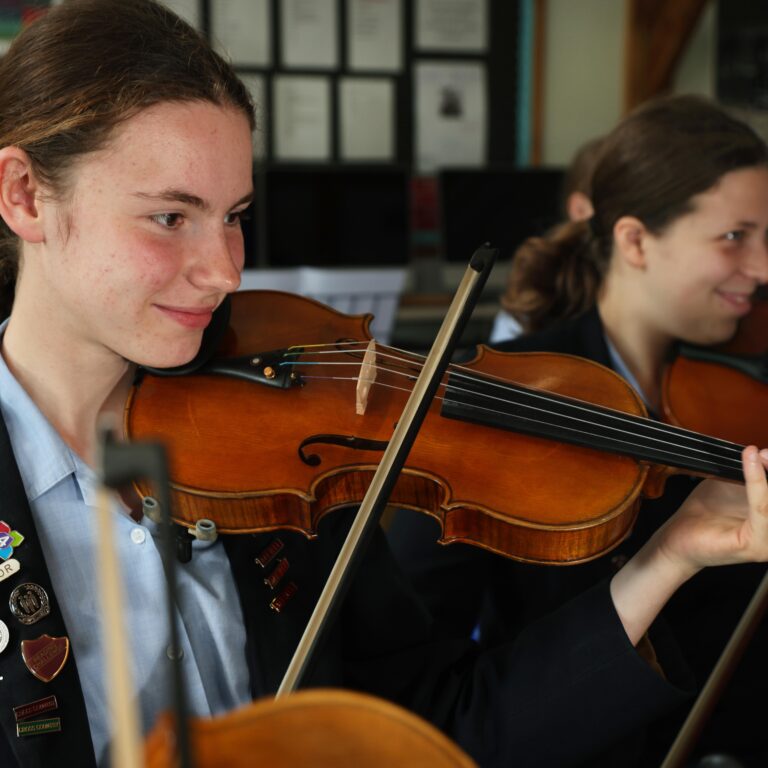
[502,95,768,333]
[560,134,604,212]
[0,0,255,318]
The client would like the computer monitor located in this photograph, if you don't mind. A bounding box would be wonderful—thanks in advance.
[439,168,566,263]
[260,165,410,267]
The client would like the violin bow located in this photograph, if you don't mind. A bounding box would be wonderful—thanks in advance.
[97,425,193,768]
[661,568,768,767]
[276,244,498,695]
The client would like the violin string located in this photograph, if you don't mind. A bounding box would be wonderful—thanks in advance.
[289,343,744,466]
[442,372,744,467]
[443,370,740,454]
[299,369,743,474]
[442,395,742,472]
[283,343,745,473]
[286,344,744,471]
[287,342,744,454]
[399,343,743,460]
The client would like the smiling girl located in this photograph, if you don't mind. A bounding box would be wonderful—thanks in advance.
[1,6,767,768]
[388,95,768,765]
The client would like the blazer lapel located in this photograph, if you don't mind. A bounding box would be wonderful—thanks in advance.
[224,525,345,698]
[0,412,97,768]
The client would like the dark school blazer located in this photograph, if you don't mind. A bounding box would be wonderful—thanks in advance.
[388,306,768,766]
[0,400,688,768]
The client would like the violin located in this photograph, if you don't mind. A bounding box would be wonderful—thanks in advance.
[662,296,767,446]
[124,290,747,566]
[144,689,476,767]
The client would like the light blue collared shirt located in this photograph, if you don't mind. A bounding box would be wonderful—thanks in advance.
[604,335,650,409]
[0,325,252,766]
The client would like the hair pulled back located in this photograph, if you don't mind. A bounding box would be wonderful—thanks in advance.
[0,0,255,317]
[503,95,768,332]
[561,134,604,209]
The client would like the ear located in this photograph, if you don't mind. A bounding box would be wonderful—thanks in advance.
[0,147,45,244]
[566,191,594,222]
[612,215,650,270]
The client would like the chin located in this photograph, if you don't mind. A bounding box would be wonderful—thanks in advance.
[127,338,204,370]
[683,319,739,348]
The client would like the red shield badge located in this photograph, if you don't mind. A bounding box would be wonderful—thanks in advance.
[21,635,69,682]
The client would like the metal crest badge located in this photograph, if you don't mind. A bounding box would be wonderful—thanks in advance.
[0,521,24,561]
[9,583,50,625]
[21,634,69,682]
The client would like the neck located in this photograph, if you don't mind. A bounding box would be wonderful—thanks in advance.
[3,301,134,465]
[597,277,674,412]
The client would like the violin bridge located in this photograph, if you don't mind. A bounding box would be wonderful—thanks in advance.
[356,340,377,415]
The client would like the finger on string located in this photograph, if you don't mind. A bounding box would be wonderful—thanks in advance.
[742,446,768,531]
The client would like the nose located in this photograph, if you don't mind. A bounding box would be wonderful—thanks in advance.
[187,226,243,294]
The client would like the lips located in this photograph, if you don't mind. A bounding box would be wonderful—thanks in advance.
[715,289,754,316]
[155,304,216,329]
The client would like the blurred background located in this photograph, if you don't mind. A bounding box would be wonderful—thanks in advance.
[2,0,764,349]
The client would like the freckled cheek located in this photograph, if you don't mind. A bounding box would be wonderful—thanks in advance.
[130,233,186,290]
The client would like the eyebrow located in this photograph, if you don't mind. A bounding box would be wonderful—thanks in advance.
[133,189,254,210]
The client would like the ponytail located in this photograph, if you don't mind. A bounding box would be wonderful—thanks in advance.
[501,220,605,333]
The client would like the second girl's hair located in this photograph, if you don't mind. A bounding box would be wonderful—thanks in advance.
[503,95,768,332]
[0,0,255,316]
[560,134,605,213]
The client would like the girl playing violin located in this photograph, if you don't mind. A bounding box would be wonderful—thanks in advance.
[0,4,766,767]
[389,95,768,765]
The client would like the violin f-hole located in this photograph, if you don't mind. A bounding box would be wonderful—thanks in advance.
[298,434,389,466]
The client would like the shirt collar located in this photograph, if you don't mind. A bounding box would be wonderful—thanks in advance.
[603,333,650,409]
[0,319,85,502]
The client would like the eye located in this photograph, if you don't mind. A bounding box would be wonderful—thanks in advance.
[225,208,251,226]
[723,230,745,242]
[151,212,184,229]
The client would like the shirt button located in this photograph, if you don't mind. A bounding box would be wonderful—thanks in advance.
[166,644,184,661]
[130,527,147,545]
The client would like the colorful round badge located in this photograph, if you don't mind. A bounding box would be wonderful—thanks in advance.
[0,619,9,654]
[0,521,24,561]
[9,583,50,625]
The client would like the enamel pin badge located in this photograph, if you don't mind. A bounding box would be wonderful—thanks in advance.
[13,695,61,737]
[16,718,62,737]
[0,521,24,561]
[21,634,69,682]
[13,695,58,722]
[0,559,21,583]
[9,583,50,625]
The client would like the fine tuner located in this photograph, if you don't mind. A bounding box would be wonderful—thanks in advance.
[142,496,218,563]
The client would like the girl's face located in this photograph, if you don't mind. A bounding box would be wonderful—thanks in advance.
[29,100,253,368]
[642,166,768,346]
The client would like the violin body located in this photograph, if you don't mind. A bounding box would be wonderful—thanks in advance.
[126,291,679,565]
[144,689,476,768]
[662,300,768,446]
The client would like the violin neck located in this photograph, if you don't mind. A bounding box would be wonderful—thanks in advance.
[441,374,744,483]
